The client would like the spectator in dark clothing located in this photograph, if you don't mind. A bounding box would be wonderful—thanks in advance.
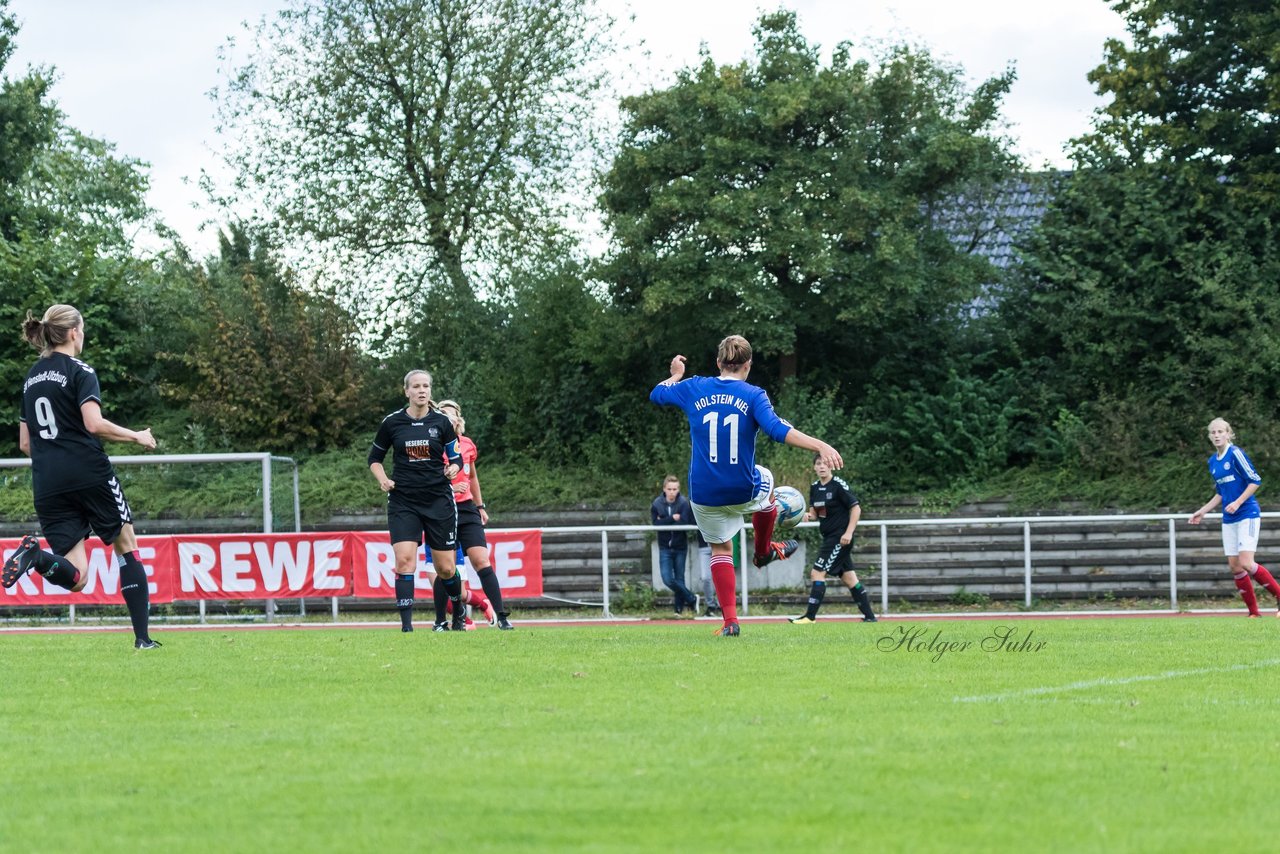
[651,475,700,615]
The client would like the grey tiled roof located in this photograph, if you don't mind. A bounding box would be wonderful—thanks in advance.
[932,170,1067,270]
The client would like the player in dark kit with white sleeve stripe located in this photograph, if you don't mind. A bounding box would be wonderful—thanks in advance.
[368,369,468,632]
[789,455,876,624]
[2,305,161,649]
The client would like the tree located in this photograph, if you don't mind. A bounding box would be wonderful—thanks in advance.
[598,11,1018,390]
[0,1,163,454]
[214,0,613,312]
[1086,0,1280,204]
[161,224,375,453]
[1000,1,1280,470]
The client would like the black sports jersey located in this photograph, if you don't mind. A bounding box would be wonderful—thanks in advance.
[809,475,859,537]
[19,353,114,499]
[368,408,461,503]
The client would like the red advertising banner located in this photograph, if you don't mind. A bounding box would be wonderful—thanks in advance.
[1,530,543,606]
[174,533,352,600]
[1,535,176,606]
[349,529,543,599]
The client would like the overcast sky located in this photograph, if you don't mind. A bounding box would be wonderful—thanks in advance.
[5,0,1127,255]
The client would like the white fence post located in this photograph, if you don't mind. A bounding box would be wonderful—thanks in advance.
[1168,518,1178,611]
[880,523,889,615]
[601,530,611,618]
[1023,522,1033,609]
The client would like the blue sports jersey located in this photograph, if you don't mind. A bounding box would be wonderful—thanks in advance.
[650,376,793,506]
[1208,444,1262,523]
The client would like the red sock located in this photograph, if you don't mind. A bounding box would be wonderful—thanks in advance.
[466,589,489,609]
[710,555,738,624]
[1251,565,1280,600]
[751,504,779,561]
[1234,572,1260,616]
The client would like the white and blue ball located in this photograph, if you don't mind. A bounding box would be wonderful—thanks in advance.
[773,486,807,530]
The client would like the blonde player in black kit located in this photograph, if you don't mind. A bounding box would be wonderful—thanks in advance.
[789,455,876,624]
[2,305,161,649]
[368,370,468,632]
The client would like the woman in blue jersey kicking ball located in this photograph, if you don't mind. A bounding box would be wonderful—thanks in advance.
[651,334,843,636]
[1189,417,1280,617]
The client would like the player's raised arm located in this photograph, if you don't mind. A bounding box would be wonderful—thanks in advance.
[664,355,686,384]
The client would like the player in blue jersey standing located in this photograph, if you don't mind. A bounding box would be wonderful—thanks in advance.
[1189,417,1280,617]
[651,335,843,636]
[2,305,161,649]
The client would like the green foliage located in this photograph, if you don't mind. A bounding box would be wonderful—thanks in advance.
[0,6,164,455]
[160,225,376,453]
[1089,0,1280,205]
[214,0,614,307]
[994,2,1280,489]
[949,587,991,607]
[599,10,1019,393]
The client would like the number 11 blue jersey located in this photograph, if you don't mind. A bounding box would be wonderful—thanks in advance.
[651,375,793,506]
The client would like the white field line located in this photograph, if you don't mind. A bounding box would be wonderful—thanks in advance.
[953,657,1280,704]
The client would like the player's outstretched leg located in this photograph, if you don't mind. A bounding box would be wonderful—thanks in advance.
[8,538,81,592]
[750,505,779,566]
[755,539,799,568]
[2,535,39,588]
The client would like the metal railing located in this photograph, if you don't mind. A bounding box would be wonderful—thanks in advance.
[0,452,299,622]
[548,511,1269,617]
[2,508,1266,624]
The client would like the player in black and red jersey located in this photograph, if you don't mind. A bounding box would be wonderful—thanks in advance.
[2,305,161,649]
[789,455,876,624]
[437,399,514,630]
[368,370,467,632]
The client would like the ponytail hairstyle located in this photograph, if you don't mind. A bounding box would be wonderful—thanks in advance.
[716,334,752,369]
[23,305,82,357]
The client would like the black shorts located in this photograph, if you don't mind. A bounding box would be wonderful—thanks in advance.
[813,534,854,577]
[35,475,133,556]
[456,500,488,552]
[387,494,458,552]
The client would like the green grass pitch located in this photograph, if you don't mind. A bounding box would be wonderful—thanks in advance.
[2,616,1277,852]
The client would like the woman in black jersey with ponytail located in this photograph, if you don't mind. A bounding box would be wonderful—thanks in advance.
[2,305,160,649]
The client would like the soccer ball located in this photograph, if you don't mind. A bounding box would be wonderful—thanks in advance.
[773,486,807,530]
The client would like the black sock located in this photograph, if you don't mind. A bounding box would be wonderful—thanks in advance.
[432,576,449,624]
[476,567,505,616]
[805,580,826,619]
[444,573,464,622]
[119,552,151,641]
[394,574,415,631]
[851,582,875,620]
[30,549,79,590]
